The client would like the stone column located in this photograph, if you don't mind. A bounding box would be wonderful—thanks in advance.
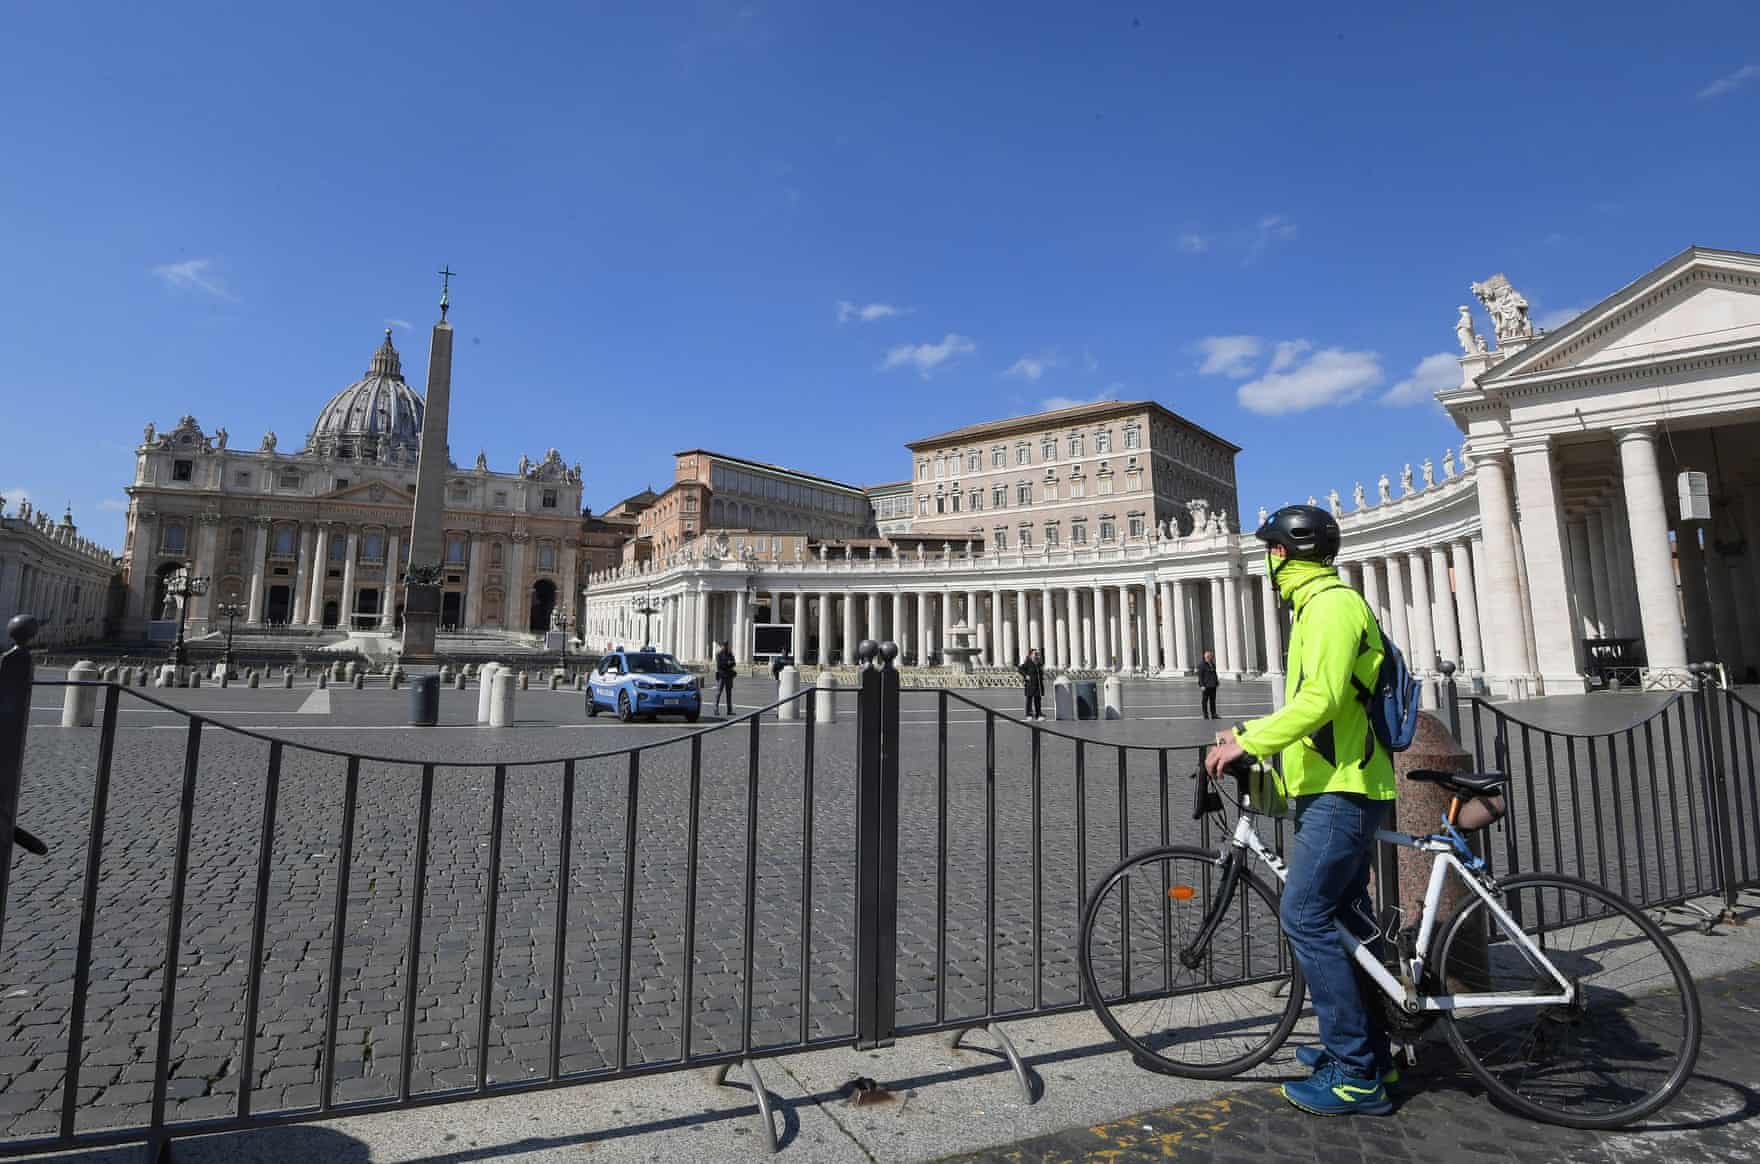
[289,523,313,625]
[1384,554,1411,656]
[380,531,401,630]
[1239,578,1259,674]
[865,592,879,651]
[507,534,529,631]
[190,514,221,629]
[1566,517,1601,639]
[892,591,906,655]
[1429,544,1460,669]
[1206,577,1225,670]
[1048,590,1065,669]
[1065,587,1082,667]
[1673,523,1716,664]
[794,590,811,662]
[306,522,331,627]
[733,589,750,662]
[842,590,858,664]
[245,518,270,625]
[1467,537,1488,669]
[1405,550,1437,672]
[1144,582,1163,671]
[694,587,710,663]
[988,586,1003,665]
[464,534,486,628]
[1473,451,1531,688]
[817,589,833,665]
[1706,533,1748,675]
[1736,498,1760,674]
[1360,558,1384,625]
[1119,585,1136,671]
[1158,580,1176,671]
[938,588,953,663]
[1259,572,1284,676]
[964,588,981,661]
[1221,573,1244,678]
[1014,587,1030,661]
[917,591,933,665]
[1587,507,1617,638]
[1611,492,1644,637]
[339,526,360,631]
[1615,425,1688,673]
[1512,440,1586,689]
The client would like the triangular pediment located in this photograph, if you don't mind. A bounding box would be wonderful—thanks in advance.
[1481,247,1760,385]
[326,479,412,503]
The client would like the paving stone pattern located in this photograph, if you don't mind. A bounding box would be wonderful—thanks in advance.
[946,962,1760,1164]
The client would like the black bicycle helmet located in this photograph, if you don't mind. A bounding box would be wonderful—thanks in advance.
[1254,504,1341,563]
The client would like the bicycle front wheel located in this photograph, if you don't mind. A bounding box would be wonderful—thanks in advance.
[1437,872,1701,1129]
[1079,845,1304,1078]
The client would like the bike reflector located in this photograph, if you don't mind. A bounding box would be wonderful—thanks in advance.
[1168,885,1197,901]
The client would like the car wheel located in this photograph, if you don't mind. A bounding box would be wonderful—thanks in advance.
[586,694,600,717]
[617,691,634,723]
[685,708,700,723]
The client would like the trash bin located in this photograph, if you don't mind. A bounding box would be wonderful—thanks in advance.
[409,674,440,726]
[1073,679,1099,720]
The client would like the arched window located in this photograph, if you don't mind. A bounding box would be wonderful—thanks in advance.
[363,532,384,560]
[491,542,503,566]
[227,527,244,552]
[162,524,187,553]
[274,525,296,555]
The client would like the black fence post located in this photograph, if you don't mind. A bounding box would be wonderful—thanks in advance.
[1692,663,1740,924]
[1439,660,1461,742]
[0,614,39,948]
[853,639,899,1050]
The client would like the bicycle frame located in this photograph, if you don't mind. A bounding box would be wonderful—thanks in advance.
[1224,808,1575,1015]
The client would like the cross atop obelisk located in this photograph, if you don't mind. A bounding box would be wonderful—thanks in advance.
[399,267,457,661]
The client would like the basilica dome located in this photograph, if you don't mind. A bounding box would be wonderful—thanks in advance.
[305,330,425,461]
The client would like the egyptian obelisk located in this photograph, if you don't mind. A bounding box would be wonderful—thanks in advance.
[399,268,456,661]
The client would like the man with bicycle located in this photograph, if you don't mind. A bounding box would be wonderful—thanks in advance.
[1204,504,1397,1116]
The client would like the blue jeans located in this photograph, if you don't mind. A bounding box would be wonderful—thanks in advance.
[1281,792,1390,1078]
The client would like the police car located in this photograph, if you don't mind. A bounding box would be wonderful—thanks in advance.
[587,647,702,722]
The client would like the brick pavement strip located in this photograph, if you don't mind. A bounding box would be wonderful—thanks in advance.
[941,963,1760,1164]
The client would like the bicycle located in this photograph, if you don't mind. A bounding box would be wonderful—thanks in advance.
[1077,760,1702,1129]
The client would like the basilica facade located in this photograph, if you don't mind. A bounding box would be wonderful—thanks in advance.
[120,331,583,641]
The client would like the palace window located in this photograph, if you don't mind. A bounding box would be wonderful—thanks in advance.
[235,470,251,485]
[919,496,929,515]
[1100,519,1116,542]
[539,542,556,570]
[1040,436,1056,461]
[950,492,962,513]
[1044,523,1060,548]
[449,483,470,501]
[1042,480,1057,502]
[445,535,467,564]
[226,527,243,552]
[1018,526,1033,550]
[992,483,1006,508]
[1071,476,1086,499]
[172,460,193,482]
[968,488,982,511]
[162,524,187,553]
[1128,514,1146,539]
[1097,430,1112,453]
[1124,425,1141,450]
[1016,443,1030,465]
[1127,469,1142,492]
[991,446,1005,468]
[1067,434,1083,457]
[1016,482,1032,505]
[335,478,349,490]
[1071,521,1088,545]
[329,536,346,561]
[918,460,929,480]
[494,491,508,507]
[1099,472,1115,496]
[967,451,981,472]
[935,457,946,478]
[542,489,558,508]
[364,532,384,560]
[273,526,296,555]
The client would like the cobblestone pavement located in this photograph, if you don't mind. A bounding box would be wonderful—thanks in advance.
[3,674,1756,1153]
[945,963,1760,1164]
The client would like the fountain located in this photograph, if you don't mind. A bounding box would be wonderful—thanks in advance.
[941,623,982,674]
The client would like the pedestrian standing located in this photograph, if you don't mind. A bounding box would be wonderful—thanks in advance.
[714,641,737,716]
[1198,649,1220,719]
[1018,647,1045,720]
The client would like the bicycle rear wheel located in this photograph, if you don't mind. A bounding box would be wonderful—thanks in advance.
[1437,872,1701,1129]
[1079,845,1304,1078]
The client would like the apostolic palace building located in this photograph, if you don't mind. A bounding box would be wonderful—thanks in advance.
[7,243,1753,698]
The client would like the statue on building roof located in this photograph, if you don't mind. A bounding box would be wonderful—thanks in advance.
[518,453,531,477]
[18,500,31,520]
[475,450,488,471]
[1455,305,1488,355]
[1377,474,1392,504]
[261,431,277,452]
[1307,495,1318,507]
[1471,274,1534,343]
[1257,506,1269,527]
[215,427,228,450]
[143,422,156,446]
[1353,481,1366,510]
[1443,448,1456,478]
[1459,445,1473,471]
[1422,458,1435,488]
[1327,488,1341,515]
[1401,464,1414,495]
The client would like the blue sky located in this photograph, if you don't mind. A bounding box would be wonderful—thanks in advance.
[4,2,1759,550]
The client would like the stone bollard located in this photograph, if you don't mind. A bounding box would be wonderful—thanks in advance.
[549,673,560,691]
[219,670,230,688]
[389,667,402,690]
[283,671,294,689]
[1381,711,1489,988]
[1102,674,1124,720]
[574,673,585,691]
[190,672,202,688]
[248,670,260,688]
[489,670,516,727]
[154,665,173,688]
[333,660,348,683]
[118,666,133,686]
[100,665,117,682]
[519,671,530,691]
[1051,674,1074,720]
[63,661,101,727]
[454,671,467,690]
[477,662,502,724]
[438,664,453,684]
[318,672,328,689]
[353,671,365,690]
[815,671,839,724]
[777,665,801,721]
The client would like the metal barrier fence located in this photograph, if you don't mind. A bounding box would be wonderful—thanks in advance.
[4,609,1760,1162]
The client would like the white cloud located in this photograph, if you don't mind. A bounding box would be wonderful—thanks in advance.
[1177,232,1210,254]
[1244,214,1298,264]
[1,487,32,516]
[1041,384,1121,412]
[152,258,235,300]
[386,318,414,331]
[880,333,975,377]
[838,300,907,324]
[1237,347,1383,415]
[1005,350,1061,381]
[1381,352,1460,407]
[1268,339,1312,373]
[1697,63,1760,100]
[1534,303,1588,332]
[97,497,131,512]
[1195,335,1264,378]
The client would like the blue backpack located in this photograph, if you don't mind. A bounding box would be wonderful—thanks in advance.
[1354,610,1422,753]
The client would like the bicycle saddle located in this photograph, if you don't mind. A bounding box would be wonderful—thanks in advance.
[1406,769,1505,796]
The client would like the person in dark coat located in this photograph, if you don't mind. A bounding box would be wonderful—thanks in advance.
[714,641,737,716]
[770,652,792,682]
[1018,648,1046,720]
[1198,649,1220,720]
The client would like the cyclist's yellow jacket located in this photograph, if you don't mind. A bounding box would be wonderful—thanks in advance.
[1234,558,1396,801]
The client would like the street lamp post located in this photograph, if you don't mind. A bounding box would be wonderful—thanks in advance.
[635,589,658,650]
[168,564,210,680]
[216,601,245,676]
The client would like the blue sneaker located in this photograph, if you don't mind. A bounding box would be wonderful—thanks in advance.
[1294,1045,1400,1086]
[1281,1061,1393,1116]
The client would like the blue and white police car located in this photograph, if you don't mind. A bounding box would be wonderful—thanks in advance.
[587,647,702,722]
